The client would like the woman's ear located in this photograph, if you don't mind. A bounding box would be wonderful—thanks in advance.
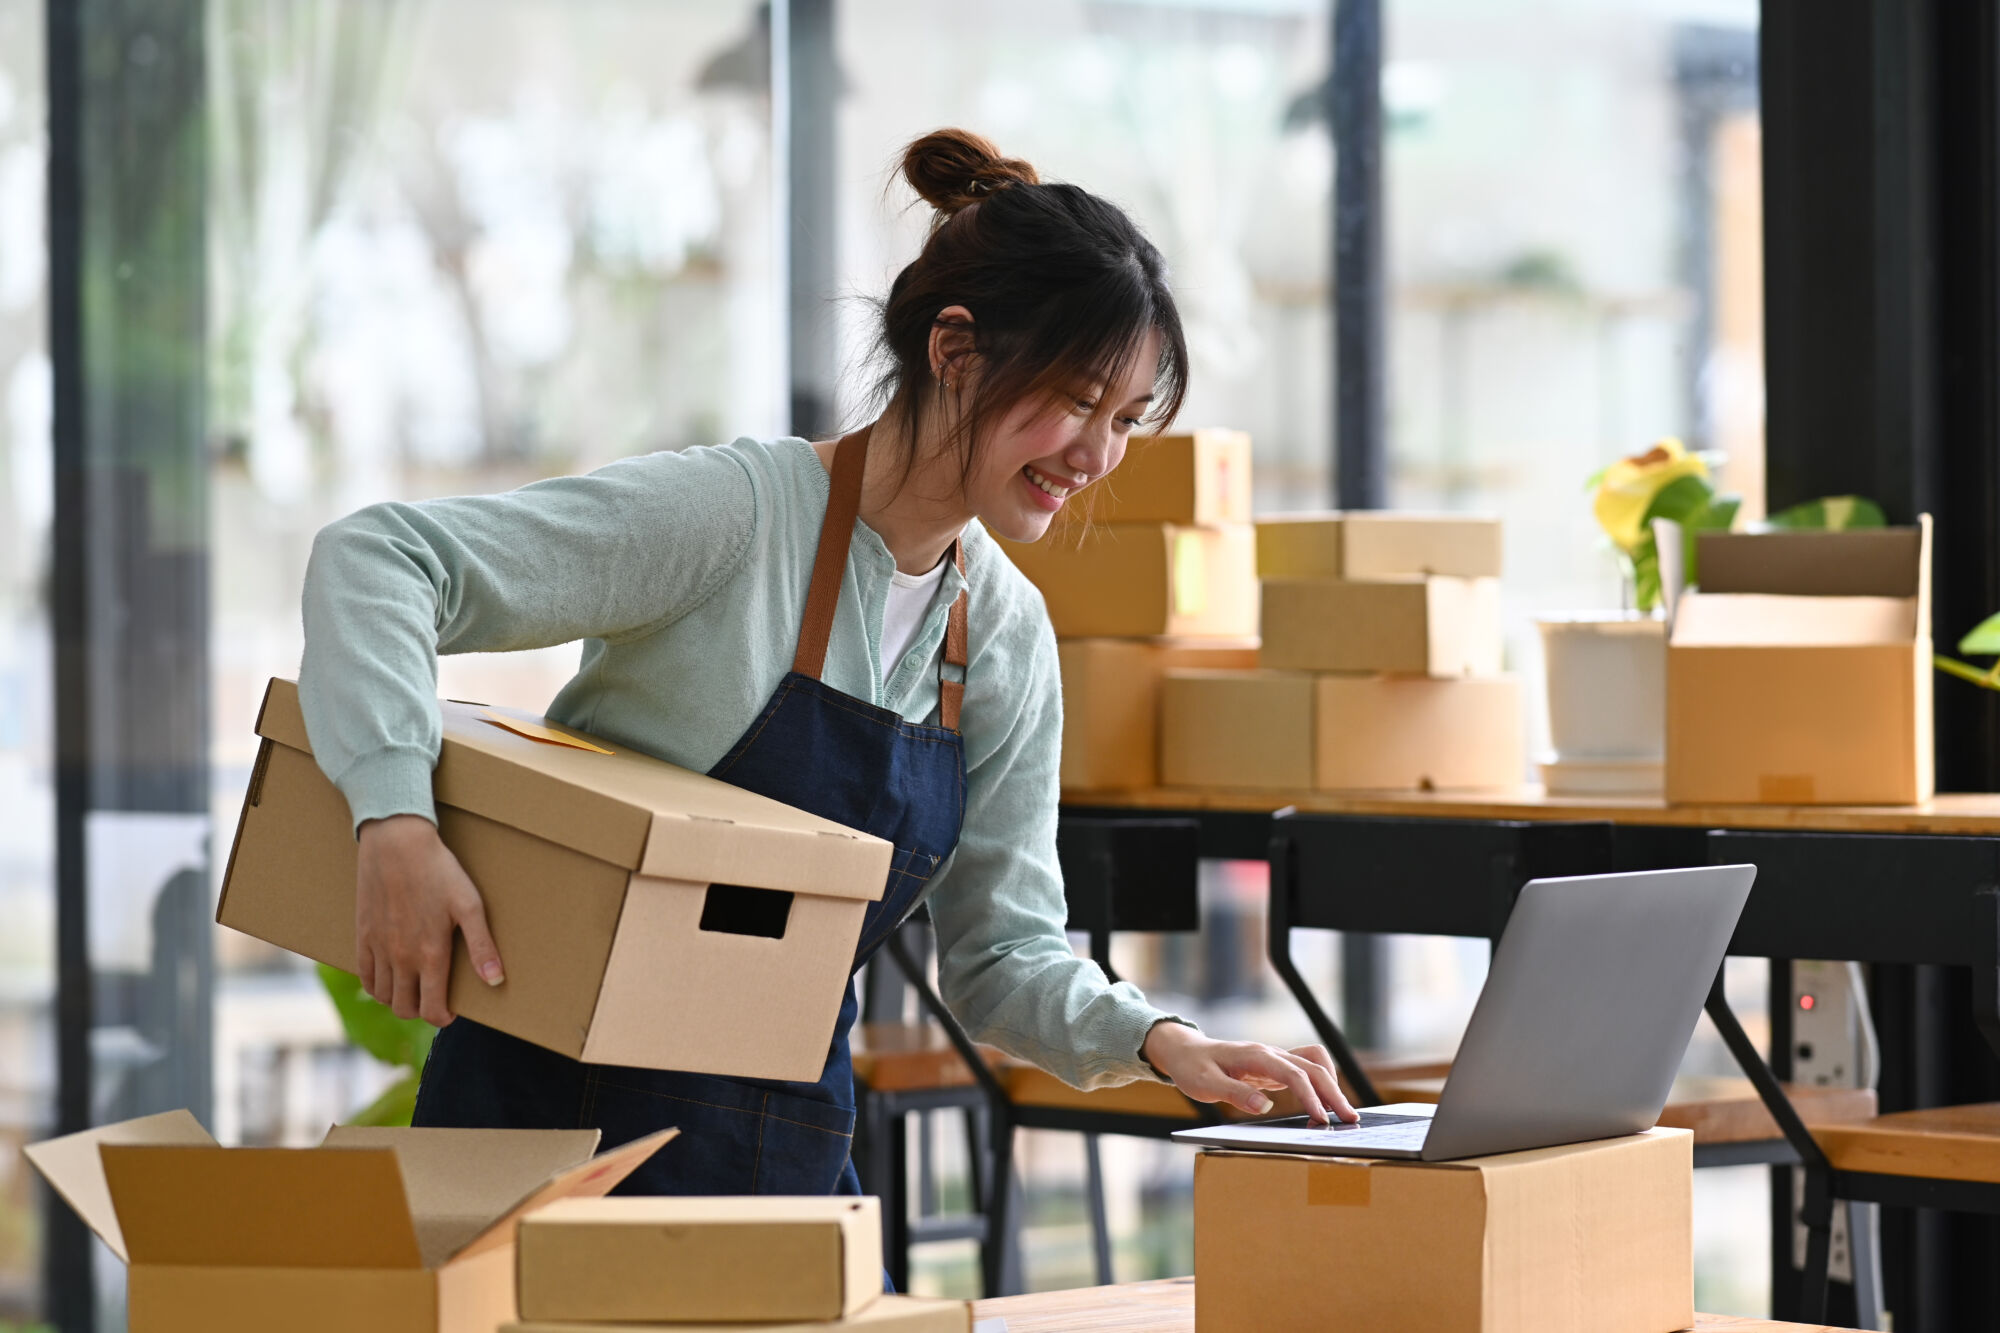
[929,305,978,384]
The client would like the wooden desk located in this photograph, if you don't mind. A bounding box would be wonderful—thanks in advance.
[1066,782,2000,837]
[970,1277,1864,1331]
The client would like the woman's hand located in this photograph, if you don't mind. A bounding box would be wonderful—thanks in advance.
[1141,1020,1358,1126]
[356,814,504,1026]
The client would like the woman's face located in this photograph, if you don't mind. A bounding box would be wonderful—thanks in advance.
[964,330,1164,544]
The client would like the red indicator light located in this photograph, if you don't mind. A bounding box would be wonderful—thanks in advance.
[1799,994,1816,1011]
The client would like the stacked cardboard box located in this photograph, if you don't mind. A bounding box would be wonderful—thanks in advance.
[503,1197,969,1332]
[994,430,1261,791]
[1161,512,1522,791]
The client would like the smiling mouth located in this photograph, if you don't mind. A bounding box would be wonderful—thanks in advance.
[1024,464,1075,500]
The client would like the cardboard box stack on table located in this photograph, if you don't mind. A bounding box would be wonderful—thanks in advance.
[993,430,1261,790]
[1159,510,1522,791]
[502,1196,970,1332]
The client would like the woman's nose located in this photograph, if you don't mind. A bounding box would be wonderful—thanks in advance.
[1064,422,1118,480]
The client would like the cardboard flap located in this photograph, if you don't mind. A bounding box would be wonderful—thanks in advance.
[99,1143,423,1269]
[448,1127,679,1265]
[22,1109,215,1262]
[255,676,313,753]
[1672,593,1917,647]
[323,1125,603,1269]
[1697,522,1929,599]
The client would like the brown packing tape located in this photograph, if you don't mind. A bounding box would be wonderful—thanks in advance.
[1304,1161,1371,1206]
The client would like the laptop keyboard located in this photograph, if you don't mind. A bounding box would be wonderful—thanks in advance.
[1278,1111,1433,1150]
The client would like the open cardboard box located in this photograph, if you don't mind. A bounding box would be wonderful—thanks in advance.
[1059,637,1259,791]
[24,1109,675,1333]
[994,522,1257,638]
[1256,511,1503,580]
[1160,669,1522,791]
[1667,519,1933,804]
[517,1195,882,1323]
[1195,1129,1693,1333]
[1259,576,1503,677]
[219,679,893,1080]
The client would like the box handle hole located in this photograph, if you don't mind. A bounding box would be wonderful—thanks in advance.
[698,884,794,939]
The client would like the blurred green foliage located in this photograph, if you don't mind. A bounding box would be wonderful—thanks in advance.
[317,963,435,1127]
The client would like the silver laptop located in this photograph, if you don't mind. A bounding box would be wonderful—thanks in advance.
[1173,864,1756,1161]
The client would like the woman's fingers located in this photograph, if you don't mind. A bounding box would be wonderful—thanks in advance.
[1287,1046,1359,1123]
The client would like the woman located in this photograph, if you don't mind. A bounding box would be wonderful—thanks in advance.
[301,129,1355,1198]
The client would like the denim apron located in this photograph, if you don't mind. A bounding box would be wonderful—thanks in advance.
[413,424,969,1199]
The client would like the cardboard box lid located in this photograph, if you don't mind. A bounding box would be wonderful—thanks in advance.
[257,678,890,900]
[26,1108,675,1272]
[1196,1125,1690,1176]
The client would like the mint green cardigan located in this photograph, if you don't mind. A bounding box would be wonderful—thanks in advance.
[299,436,1182,1088]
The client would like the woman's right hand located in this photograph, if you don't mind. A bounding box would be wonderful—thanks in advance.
[356,814,505,1026]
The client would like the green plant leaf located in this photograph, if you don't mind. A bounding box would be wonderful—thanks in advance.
[1640,472,1717,527]
[345,1071,422,1128]
[317,963,435,1070]
[1630,535,1663,613]
[1765,495,1887,531]
[1960,612,2000,657]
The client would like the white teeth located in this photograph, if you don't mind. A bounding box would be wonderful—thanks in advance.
[1024,465,1070,499]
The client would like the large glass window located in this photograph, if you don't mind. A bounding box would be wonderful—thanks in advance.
[0,0,49,1320]
[208,0,778,1146]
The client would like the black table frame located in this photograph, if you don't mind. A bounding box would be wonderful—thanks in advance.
[1063,801,2000,1326]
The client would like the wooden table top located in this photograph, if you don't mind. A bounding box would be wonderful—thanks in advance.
[1063,783,2000,837]
[970,1277,1861,1331]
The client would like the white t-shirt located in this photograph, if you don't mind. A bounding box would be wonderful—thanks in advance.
[880,557,950,684]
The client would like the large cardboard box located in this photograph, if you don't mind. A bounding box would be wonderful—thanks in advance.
[517,1196,881,1323]
[1316,675,1523,791]
[1257,511,1503,580]
[1194,1130,1693,1333]
[219,678,894,1080]
[1060,638,1260,791]
[502,1294,970,1333]
[1160,670,1523,791]
[1090,428,1251,525]
[997,522,1257,638]
[24,1109,675,1333]
[1260,576,1503,676]
[1666,521,1933,804]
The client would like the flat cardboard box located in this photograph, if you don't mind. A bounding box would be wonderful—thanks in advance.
[1666,520,1933,804]
[1160,670,1523,791]
[24,1108,675,1333]
[219,678,893,1080]
[1260,576,1503,676]
[996,522,1257,638]
[1194,1129,1693,1333]
[1316,675,1523,791]
[517,1196,881,1323]
[501,1294,970,1333]
[1088,428,1251,525]
[1257,511,1503,580]
[1060,638,1260,791]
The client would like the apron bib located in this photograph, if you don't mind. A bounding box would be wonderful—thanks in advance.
[413,425,970,1198]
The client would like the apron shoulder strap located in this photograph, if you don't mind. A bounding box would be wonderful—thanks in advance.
[793,427,870,679]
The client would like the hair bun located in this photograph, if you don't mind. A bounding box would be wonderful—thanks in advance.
[901,128,1039,218]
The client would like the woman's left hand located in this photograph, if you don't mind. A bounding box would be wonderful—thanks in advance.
[1141,1020,1359,1126]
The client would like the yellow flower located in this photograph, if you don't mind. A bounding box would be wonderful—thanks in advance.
[1592,438,1710,551]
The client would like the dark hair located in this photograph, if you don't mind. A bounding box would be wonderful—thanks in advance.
[869,129,1189,490]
